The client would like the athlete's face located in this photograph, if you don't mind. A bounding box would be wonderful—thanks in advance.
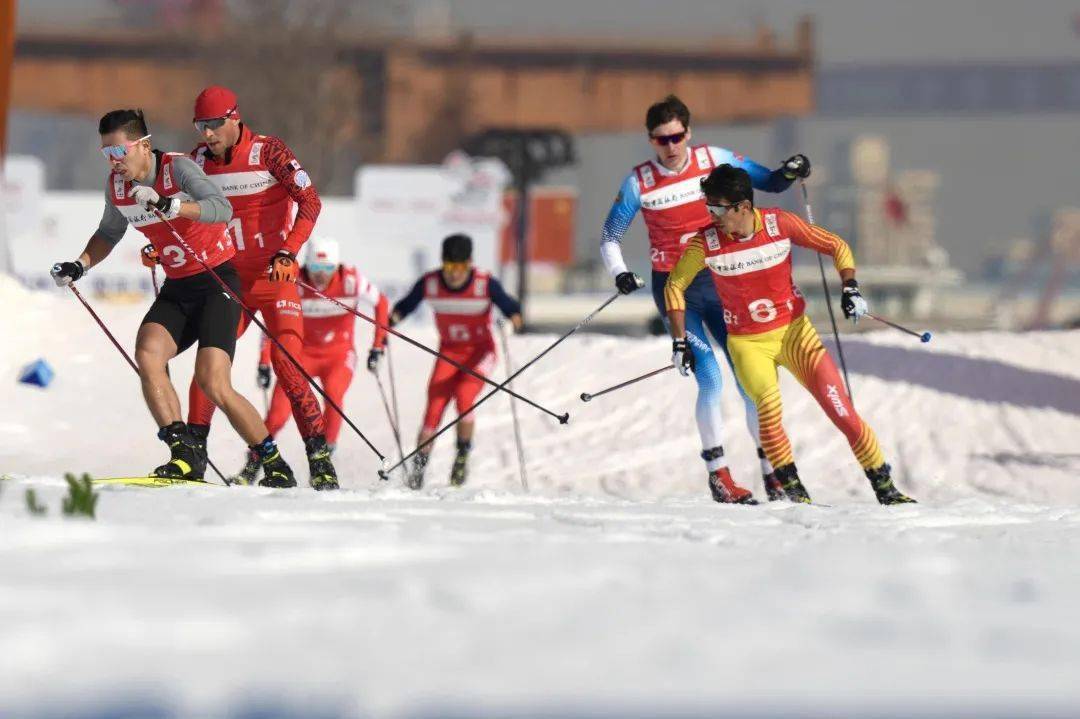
[707,196,754,237]
[307,262,337,290]
[100,130,153,181]
[441,261,472,289]
[198,116,242,157]
[648,119,691,171]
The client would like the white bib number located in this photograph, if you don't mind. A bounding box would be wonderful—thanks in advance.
[748,298,778,324]
[448,324,472,342]
[161,245,186,269]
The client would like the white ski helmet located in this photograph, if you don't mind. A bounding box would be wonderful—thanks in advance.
[304,236,340,269]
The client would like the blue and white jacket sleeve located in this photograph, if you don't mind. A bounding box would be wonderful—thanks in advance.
[708,146,794,194]
[599,172,641,278]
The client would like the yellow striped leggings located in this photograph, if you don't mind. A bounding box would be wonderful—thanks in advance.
[725,314,885,471]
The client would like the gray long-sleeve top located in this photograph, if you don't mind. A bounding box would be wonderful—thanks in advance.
[95,151,233,245]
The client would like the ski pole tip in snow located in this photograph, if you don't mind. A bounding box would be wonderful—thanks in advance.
[580,392,592,402]
[558,412,570,424]
[921,332,932,343]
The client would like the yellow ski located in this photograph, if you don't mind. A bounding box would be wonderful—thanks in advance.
[91,476,212,488]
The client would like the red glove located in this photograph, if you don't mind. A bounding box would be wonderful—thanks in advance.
[140,244,160,268]
[268,251,298,283]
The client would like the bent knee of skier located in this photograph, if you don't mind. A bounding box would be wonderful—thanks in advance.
[194,350,237,407]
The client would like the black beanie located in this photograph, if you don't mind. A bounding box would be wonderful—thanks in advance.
[442,234,473,262]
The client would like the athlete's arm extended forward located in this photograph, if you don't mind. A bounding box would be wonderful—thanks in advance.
[782,210,856,282]
[390,276,425,325]
[663,236,707,339]
[170,156,233,223]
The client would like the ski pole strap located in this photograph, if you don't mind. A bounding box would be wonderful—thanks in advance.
[297,280,565,422]
[148,207,386,462]
[580,365,674,402]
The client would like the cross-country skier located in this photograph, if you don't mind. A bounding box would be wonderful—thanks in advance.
[600,94,811,503]
[664,164,916,505]
[233,237,389,485]
[391,234,523,490]
[50,109,297,485]
[180,85,338,489]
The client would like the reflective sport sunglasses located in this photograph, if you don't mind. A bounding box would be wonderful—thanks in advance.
[194,107,237,133]
[442,261,470,272]
[101,134,151,161]
[307,261,337,274]
[649,131,687,146]
[706,201,742,219]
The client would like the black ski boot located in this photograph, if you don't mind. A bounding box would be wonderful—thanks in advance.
[866,463,917,505]
[406,452,429,490]
[230,449,262,486]
[305,435,339,491]
[252,438,297,488]
[758,449,785,501]
[449,439,471,487]
[774,463,812,504]
[152,422,207,480]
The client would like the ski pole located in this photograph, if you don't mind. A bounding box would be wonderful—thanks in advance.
[386,342,402,429]
[67,283,139,374]
[68,282,228,484]
[865,313,932,343]
[148,208,388,467]
[373,368,405,466]
[800,180,853,402]
[379,292,618,479]
[150,265,160,295]
[297,280,566,422]
[497,321,529,492]
[580,365,674,402]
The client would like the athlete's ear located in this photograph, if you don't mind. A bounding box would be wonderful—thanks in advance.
[685,127,692,142]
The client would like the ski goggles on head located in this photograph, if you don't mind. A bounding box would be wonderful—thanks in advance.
[705,200,742,219]
[307,261,337,275]
[100,134,151,161]
[649,131,687,146]
[193,108,237,133]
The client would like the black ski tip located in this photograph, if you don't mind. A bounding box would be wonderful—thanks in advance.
[558,412,570,425]
[580,393,592,402]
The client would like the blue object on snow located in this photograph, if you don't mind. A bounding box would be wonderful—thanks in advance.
[18,358,55,388]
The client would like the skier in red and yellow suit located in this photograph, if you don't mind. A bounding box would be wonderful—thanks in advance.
[181,85,339,490]
[664,164,916,505]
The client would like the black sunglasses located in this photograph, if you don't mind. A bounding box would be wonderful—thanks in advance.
[650,131,687,146]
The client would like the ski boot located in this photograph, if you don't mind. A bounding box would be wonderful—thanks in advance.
[708,467,758,505]
[230,449,262,486]
[758,448,785,501]
[305,435,339,491]
[252,438,297,489]
[449,439,470,487]
[406,452,429,491]
[866,463,917,505]
[774,463,812,504]
[152,422,207,481]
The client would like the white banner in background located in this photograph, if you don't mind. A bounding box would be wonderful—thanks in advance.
[354,151,510,286]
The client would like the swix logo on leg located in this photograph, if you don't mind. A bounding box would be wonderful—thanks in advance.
[826,384,848,417]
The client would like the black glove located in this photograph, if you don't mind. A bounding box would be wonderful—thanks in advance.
[615,271,644,295]
[781,154,812,180]
[671,338,695,376]
[840,279,869,322]
[367,347,384,374]
[256,364,272,389]
[50,260,85,287]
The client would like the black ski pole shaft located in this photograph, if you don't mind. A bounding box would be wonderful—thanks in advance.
[68,284,138,373]
[297,280,566,422]
[800,180,854,402]
[149,208,387,466]
[580,365,674,402]
[380,292,618,479]
[497,322,529,492]
[70,281,228,484]
[374,370,406,465]
[865,313,933,343]
[386,342,402,431]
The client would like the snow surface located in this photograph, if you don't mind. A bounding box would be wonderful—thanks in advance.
[2,276,1080,718]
